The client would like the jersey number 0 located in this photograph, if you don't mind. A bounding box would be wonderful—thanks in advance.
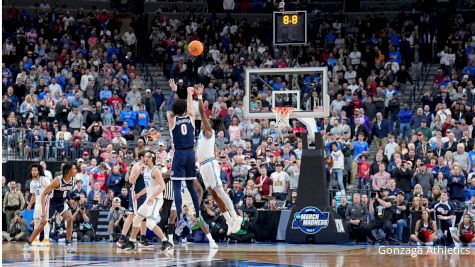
[181,124,187,135]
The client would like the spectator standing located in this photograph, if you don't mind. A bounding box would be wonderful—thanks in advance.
[270,163,290,201]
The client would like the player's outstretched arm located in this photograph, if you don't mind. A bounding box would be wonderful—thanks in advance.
[195,84,213,138]
[187,86,195,120]
[167,79,178,128]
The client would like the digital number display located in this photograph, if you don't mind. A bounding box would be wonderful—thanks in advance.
[273,11,307,45]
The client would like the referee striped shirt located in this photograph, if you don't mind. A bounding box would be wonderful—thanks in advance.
[163,180,174,200]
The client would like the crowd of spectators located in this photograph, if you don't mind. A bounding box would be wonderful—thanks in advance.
[2,2,475,245]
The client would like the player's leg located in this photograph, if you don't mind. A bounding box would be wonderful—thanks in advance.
[32,218,41,245]
[184,150,201,217]
[172,180,184,218]
[121,203,146,250]
[168,206,177,244]
[195,214,218,249]
[186,179,201,217]
[42,220,51,246]
[24,203,52,250]
[147,198,173,251]
[61,210,76,253]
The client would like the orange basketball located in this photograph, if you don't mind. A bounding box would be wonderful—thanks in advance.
[188,40,204,57]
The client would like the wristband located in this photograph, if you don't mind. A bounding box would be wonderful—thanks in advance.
[198,95,203,100]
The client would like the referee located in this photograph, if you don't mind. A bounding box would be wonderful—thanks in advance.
[159,167,177,245]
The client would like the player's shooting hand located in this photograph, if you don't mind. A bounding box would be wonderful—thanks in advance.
[169,79,177,91]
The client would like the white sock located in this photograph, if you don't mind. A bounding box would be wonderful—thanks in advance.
[223,211,231,222]
[161,237,168,242]
[216,187,238,219]
[168,234,174,241]
[44,222,50,239]
[206,233,214,242]
[129,238,136,242]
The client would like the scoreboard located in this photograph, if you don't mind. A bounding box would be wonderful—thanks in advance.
[273,11,307,45]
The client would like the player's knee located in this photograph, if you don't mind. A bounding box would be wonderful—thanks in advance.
[146,218,158,230]
[133,215,143,227]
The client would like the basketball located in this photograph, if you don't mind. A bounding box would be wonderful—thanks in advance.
[188,40,204,57]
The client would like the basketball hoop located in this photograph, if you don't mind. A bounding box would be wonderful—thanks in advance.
[272,107,294,131]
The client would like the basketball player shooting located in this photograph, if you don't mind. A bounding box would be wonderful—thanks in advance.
[167,79,202,220]
[195,84,243,235]
[24,163,78,253]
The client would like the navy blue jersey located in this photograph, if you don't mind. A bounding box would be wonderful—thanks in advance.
[50,176,75,205]
[171,115,195,149]
[134,173,145,194]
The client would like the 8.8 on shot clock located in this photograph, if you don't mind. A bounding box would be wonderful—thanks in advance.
[273,11,307,45]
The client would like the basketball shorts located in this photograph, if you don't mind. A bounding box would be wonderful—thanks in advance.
[48,202,70,220]
[33,201,51,219]
[136,197,164,222]
[200,159,223,189]
[171,149,197,180]
[128,190,147,214]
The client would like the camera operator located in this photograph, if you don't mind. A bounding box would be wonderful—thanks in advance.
[345,193,369,243]
[2,211,26,242]
[107,197,126,242]
[73,193,95,242]
[51,213,66,241]
[365,188,396,244]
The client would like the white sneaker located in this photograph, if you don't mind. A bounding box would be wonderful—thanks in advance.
[32,239,41,246]
[23,242,33,251]
[232,216,243,234]
[209,240,219,250]
[417,242,423,246]
[66,243,76,253]
[425,242,434,246]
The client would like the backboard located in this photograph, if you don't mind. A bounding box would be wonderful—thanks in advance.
[243,67,330,120]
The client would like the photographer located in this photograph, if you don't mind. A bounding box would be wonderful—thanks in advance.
[365,188,396,244]
[50,213,66,241]
[107,197,126,242]
[2,211,26,242]
[73,194,95,242]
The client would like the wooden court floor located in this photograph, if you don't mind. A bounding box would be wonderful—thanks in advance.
[2,242,475,266]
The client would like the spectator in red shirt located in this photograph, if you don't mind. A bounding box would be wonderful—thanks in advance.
[255,165,273,200]
[108,91,124,109]
[357,154,371,189]
[92,162,111,192]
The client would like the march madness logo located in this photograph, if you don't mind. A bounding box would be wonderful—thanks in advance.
[292,207,329,234]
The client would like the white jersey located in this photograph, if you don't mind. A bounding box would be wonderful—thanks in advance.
[30,176,51,198]
[30,176,51,219]
[143,166,163,199]
[197,129,216,162]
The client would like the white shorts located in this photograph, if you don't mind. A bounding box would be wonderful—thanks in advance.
[136,198,164,221]
[200,160,222,189]
[33,204,43,219]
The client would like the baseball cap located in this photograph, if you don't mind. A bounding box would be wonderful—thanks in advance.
[83,151,89,156]
[146,89,151,93]
[77,158,84,163]
[113,197,121,202]
[178,79,184,83]
[417,132,423,136]
[250,158,257,164]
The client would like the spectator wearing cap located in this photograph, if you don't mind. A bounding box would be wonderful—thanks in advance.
[108,91,124,110]
[67,105,83,131]
[99,105,114,126]
[155,142,168,163]
[415,119,431,140]
[414,162,434,198]
[270,162,290,201]
[393,160,415,200]
[136,104,150,130]
[143,89,157,120]
[119,104,137,128]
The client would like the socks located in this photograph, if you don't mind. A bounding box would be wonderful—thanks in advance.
[129,238,137,242]
[206,233,214,242]
[44,222,50,239]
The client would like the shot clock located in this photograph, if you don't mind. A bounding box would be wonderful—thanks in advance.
[273,11,307,45]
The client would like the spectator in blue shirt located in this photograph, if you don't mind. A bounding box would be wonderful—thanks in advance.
[448,165,466,202]
[135,104,150,130]
[119,104,136,127]
[99,85,113,100]
[351,133,369,158]
[398,104,412,140]
[231,180,244,206]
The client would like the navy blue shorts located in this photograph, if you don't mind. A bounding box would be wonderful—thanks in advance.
[128,191,146,213]
[171,148,197,180]
[48,202,70,219]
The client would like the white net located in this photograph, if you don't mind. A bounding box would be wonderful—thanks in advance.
[272,107,294,132]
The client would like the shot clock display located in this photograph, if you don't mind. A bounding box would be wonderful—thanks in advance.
[273,11,307,45]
